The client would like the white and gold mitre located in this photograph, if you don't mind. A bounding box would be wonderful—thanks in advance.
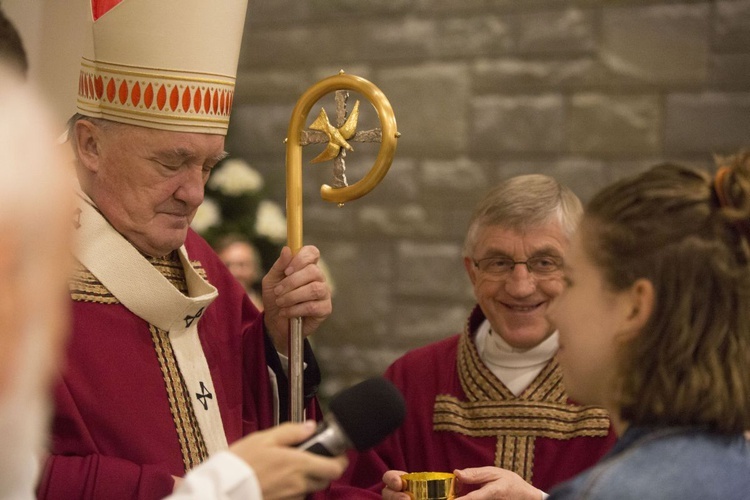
[76,0,248,135]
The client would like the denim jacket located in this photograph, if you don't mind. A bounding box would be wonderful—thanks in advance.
[548,426,750,499]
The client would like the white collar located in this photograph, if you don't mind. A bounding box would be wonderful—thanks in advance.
[476,320,558,370]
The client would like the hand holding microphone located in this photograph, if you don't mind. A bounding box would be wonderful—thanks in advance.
[226,421,347,500]
[214,378,405,500]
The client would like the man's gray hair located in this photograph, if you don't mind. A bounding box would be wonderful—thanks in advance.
[66,113,119,157]
[463,174,583,257]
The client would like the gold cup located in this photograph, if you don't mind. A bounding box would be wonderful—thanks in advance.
[401,472,456,500]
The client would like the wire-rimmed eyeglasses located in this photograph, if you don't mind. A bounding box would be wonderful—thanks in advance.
[472,255,562,280]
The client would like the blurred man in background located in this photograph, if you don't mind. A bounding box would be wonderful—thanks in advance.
[216,234,264,311]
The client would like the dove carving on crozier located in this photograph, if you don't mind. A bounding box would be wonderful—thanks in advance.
[308,100,360,163]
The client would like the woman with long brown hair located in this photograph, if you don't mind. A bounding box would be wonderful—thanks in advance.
[547,152,750,498]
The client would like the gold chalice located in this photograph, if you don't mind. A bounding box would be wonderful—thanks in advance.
[401,472,456,500]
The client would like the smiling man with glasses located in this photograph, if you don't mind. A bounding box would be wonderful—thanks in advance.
[472,255,563,277]
[330,175,617,500]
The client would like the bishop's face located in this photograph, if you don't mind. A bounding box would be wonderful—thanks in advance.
[464,222,567,350]
[82,121,227,257]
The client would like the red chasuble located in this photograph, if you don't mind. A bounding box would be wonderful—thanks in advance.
[38,229,315,499]
[326,307,616,498]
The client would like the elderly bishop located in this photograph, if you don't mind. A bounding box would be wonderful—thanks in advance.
[39,1,332,498]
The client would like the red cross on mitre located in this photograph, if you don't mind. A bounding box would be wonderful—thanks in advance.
[92,0,124,21]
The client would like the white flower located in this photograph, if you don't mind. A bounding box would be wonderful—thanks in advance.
[208,158,264,196]
[255,200,287,243]
[191,197,222,232]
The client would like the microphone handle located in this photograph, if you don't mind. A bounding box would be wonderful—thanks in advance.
[303,441,335,457]
[296,420,350,456]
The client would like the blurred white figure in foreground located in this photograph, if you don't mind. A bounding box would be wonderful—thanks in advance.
[0,68,74,498]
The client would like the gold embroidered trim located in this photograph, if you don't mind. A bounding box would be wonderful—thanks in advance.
[147,254,190,294]
[69,265,118,304]
[434,396,611,439]
[457,327,567,404]
[69,257,207,302]
[151,325,209,471]
[496,435,534,483]
[432,318,611,482]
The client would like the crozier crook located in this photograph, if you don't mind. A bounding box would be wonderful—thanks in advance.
[285,72,399,422]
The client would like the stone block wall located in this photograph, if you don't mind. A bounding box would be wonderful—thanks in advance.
[227,0,750,399]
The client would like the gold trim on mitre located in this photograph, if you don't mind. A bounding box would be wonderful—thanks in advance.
[77,0,248,135]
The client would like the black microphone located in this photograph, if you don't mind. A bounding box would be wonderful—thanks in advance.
[297,377,406,457]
